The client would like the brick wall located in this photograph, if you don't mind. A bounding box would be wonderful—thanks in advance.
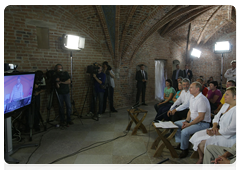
[4,5,236,121]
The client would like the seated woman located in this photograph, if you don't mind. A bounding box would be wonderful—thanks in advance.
[153,79,176,122]
[206,81,222,112]
[189,86,236,164]
[172,82,182,103]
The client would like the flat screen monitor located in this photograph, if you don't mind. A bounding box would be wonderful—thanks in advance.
[4,72,35,118]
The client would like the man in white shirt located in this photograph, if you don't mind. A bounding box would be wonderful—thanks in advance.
[174,81,211,158]
[167,78,191,122]
[224,60,236,82]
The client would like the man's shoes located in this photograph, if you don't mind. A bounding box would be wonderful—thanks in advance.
[179,149,189,158]
[111,109,118,112]
[60,121,66,127]
[174,143,181,150]
[67,121,74,125]
[142,103,147,106]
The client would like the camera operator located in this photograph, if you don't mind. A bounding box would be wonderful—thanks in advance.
[102,61,117,113]
[90,64,106,117]
[54,64,73,126]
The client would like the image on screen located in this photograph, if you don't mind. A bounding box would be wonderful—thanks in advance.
[4,73,35,115]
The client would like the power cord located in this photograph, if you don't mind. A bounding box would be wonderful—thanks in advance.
[12,111,23,142]
[49,130,130,164]
[127,121,152,164]
[25,126,55,164]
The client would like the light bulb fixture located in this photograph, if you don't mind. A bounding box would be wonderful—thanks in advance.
[191,48,202,58]
[62,34,85,50]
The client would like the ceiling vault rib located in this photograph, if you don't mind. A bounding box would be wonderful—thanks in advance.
[115,6,120,60]
[95,5,114,57]
[119,5,138,59]
[197,6,222,45]
[129,5,211,62]
[162,6,216,36]
[231,6,236,23]
[122,5,164,59]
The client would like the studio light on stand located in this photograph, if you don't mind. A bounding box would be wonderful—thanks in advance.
[62,34,85,120]
[214,41,231,90]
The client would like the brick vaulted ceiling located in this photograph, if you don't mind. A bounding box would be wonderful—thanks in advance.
[62,5,236,63]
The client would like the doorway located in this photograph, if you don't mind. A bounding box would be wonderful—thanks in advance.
[155,60,166,101]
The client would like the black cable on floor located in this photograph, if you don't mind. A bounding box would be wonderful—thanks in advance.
[49,130,130,164]
[25,126,55,164]
[127,121,153,164]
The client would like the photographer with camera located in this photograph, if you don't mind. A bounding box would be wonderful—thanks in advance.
[102,61,117,113]
[90,64,106,118]
[54,64,73,126]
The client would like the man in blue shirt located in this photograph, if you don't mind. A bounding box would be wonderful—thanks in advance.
[90,64,106,118]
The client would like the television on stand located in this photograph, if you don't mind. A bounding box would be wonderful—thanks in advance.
[4,72,37,163]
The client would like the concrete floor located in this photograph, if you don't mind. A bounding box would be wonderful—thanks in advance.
[7,102,198,164]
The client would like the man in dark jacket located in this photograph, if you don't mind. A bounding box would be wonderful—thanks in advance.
[136,64,148,105]
[183,64,193,82]
[172,64,183,91]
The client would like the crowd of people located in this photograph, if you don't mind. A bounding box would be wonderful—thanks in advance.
[152,60,236,164]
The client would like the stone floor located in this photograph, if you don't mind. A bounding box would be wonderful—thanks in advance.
[7,101,198,164]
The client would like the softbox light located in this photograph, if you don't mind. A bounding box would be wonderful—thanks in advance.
[62,34,85,50]
[214,41,231,53]
[191,48,201,58]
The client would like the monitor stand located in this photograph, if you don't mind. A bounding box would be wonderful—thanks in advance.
[4,117,38,163]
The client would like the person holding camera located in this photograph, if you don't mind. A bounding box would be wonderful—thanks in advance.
[102,61,117,113]
[90,64,106,117]
[54,64,73,126]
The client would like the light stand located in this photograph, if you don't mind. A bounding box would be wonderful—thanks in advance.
[220,53,224,90]
[214,41,231,90]
[62,34,85,124]
[70,51,83,125]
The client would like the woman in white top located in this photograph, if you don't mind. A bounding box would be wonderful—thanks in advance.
[189,86,236,164]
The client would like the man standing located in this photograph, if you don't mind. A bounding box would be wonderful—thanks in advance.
[102,61,117,113]
[183,64,193,82]
[55,64,73,126]
[167,78,192,122]
[172,64,183,90]
[203,143,236,164]
[224,60,236,82]
[91,64,106,118]
[136,64,148,105]
[174,82,211,158]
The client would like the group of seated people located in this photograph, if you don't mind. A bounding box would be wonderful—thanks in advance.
[153,77,236,164]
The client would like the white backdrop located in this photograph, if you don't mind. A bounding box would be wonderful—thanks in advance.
[155,60,166,101]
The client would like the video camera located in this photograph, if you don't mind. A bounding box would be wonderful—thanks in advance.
[87,63,100,74]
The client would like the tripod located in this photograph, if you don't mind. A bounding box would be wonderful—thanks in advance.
[46,86,62,125]
[79,74,99,121]
[28,93,47,140]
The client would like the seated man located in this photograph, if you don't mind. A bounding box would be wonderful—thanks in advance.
[167,78,192,122]
[174,82,211,158]
[203,143,236,164]
[206,81,222,112]
[196,78,208,96]
[214,80,236,114]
